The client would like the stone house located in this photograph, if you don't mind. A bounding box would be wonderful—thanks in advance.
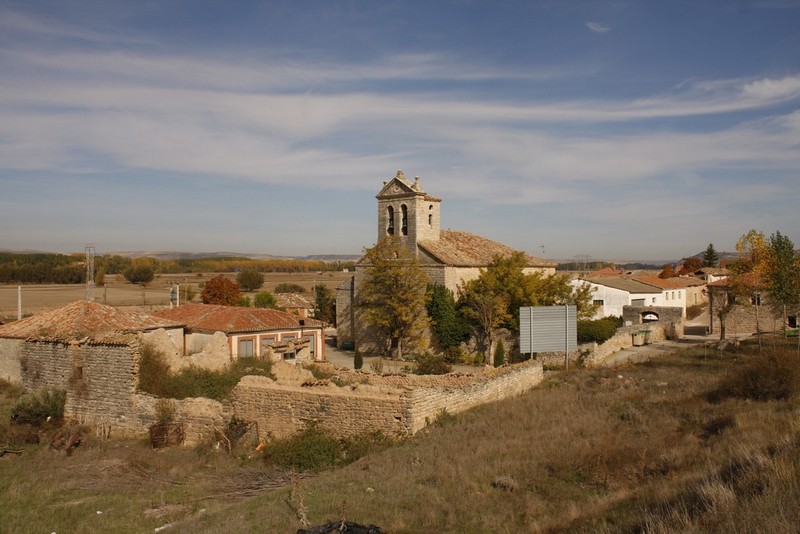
[707,279,786,337]
[152,303,325,365]
[336,170,555,353]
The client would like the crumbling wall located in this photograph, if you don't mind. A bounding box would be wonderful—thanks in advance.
[0,338,22,384]
[401,360,543,433]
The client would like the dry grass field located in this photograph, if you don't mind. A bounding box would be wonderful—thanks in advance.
[0,271,352,319]
[2,337,800,533]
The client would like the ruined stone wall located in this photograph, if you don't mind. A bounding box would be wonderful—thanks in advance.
[400,360,544,434]
[708,292,784,336]
[232,375,407,439]
[0,338,22,383]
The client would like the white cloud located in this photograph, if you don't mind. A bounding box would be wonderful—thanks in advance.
[586,21,610,33]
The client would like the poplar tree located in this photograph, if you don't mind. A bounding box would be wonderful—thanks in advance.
[357,237,430,359]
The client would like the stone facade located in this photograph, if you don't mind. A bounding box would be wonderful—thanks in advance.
[337,171,555,353]
[708,286,785,337]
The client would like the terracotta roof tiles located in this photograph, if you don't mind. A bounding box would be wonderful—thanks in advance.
[0,300,181,341]
[152,303,323,334]
[418,230,555,268]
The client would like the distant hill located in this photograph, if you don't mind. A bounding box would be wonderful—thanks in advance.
[107,251,361,262]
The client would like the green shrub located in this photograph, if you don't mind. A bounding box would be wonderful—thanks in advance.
[262,423,392,472]
[443,346,464,364]
[577,317,620,344]
[494,340,505,367]
[354,351,364,370]
[708,351,800,403]
[414,353,452,375]
[274,283,305,293]
[11,388,66,425]
[138,343,273,401]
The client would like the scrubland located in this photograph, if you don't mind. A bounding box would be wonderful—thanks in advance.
[2,337,800,533]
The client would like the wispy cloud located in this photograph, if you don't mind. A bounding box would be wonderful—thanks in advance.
[586,21,611,33]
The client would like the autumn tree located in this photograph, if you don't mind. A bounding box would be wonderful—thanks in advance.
[201,276,242,305]
[703,243,719,268]
[678,257,702,275]
[236,269,264,292]
[313,284,336,324]
[124,257,157,285]
[356,237,430,359]
[457,252,596,364]
[658,264,677,279]
[726,230,769,345]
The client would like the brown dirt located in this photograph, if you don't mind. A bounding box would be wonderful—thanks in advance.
[0,272,352,319]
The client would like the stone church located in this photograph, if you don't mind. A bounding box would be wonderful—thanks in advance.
[336,170,556,353]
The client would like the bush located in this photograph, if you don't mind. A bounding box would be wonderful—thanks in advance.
[708,351,800,403]
[262,423,392,472]
[414,353,452,375]
[236,269,264,291]
[253,291,277,308]
[11,388,66,425]
[354,351,364,370]
[494,340,505,367]
[124,264,155,285]
[577,317,620,344]
[275,283,305,293]
[138,343,273,401]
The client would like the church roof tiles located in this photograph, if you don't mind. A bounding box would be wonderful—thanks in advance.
[418,229,555,268]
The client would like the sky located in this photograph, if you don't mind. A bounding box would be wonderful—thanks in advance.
[1,0,799,262]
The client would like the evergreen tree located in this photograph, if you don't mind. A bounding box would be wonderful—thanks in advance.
[494,339,505,367]
[313,284,336,324]
[427,284,470,349]
[702,243,719,268]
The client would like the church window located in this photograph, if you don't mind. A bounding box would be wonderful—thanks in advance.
[401,205,408,235]
[428,214,433,226]
[387,206,395,235]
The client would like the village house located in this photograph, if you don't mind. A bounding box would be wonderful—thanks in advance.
[151,303,325,365]
[336,171,555,353]
[275,292,315,319]
[707,278,788,338]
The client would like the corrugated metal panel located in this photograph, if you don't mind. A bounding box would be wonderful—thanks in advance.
[520,305,577,353]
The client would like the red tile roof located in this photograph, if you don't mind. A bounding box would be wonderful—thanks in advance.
[0,300,181,341]
[152,303,323,334]
[275,293,314,309]
[419,230,555,268]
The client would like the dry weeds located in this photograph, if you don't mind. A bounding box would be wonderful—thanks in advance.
[1,338,800,533]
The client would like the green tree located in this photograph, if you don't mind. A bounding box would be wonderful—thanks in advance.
[275,283,305,293]
[201,276,242,305]
[765,231,800,336]
[458,275,510,366]
[123,264,155,285]
[313,285,336,324]
[253,290,278,308]
[236,269,264,292]
[494,339,505,367]
[357,237,430,359]
[703,243,719,268]
[427,284,471,349]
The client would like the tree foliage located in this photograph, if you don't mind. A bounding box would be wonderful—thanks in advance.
[658,264,677,279]
[313,285,336,324]
[703,243,719,268]
[123,263,155,285]
[236,269,264,291]
[427,284,471,349]
[678,257,702,275]
[765,231,800,331]
[457,252,596,364]
[275,283,305,293]
[201,276,242,305]
[357,237,430,359]
[253,290,277,308]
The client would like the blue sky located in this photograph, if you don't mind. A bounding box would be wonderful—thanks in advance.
[1,1,799,262]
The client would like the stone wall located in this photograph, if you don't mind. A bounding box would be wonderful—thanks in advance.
[229,360,543,440]
[0,338,22,383]
[6,335,543,446]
